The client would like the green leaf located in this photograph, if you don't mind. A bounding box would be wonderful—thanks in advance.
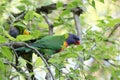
[111,70,120,79]
[105,18,120,27]
[14,22,26,29]
[20,0,32,5]
[92,0,96,9]
[60,52,78,58]
[0,27,3,33]
[0,35,6,43]
[71,0,82,6]
[112,0,117,2]
[35,58,43,66]
[34,12,42,18]
[112,70,120,76]
[24,11,34,21]
[100,0,104,3]
[86,75,96,80]
[55,68,59,78]
[49,57,61,64]
[17,5,26,11]
[90,63,99,72]
[69,73,76,79]
[0,75,2,80]
[115,70,120,76]
[67,0,82,9]
[61,10,70,16]
[1,46,12,61]
[56,1,63,8]
[0,60,5,73]
[31,30,42,38]
[16,35,33,41]
[3,31,15,41]
[0,6,6,15]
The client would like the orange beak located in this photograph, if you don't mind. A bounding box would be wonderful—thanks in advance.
[23,29,30,35]
[75,41,80,45]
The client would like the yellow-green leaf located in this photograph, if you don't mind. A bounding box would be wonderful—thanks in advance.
[56,1,63,8]
[0,35,6,43]
[16,35,33,41]
[92,0,96,9]
[24,11,34,21]
[31,30,42,38]
[3,31,15,41]
[100,0,104,3]
[0,60,5,74]
[1,46,13,61]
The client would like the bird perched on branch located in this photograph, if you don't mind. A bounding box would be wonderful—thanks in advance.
[15,33,80,59]
[8,23,36,79]
[9,23,30,38]
[15,33,80,79]
[9,26,80,80]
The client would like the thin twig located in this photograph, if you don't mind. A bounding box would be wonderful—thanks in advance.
[0,42,55,80]
[0,42,25,47]
[42,13,54,35]
[108,23,120,38]
[9,46,19,66]
[103,59,120,68]
[4,59,31,80]
[50,63,62,80]
[37,13,54,80]
[10,12,26,27]
[24,43,55,80]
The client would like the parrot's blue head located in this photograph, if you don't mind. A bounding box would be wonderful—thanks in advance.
[9,27,20,38]
[9,26,30,38]
[66,33,80,45]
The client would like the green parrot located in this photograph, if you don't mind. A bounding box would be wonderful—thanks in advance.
[15,33,80,80]
[9,23,30,38]
[9,26,80,80]
[15,33,80,60]
[8,23,36,79]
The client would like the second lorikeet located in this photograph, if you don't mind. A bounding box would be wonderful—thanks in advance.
[9,23,30,38]
[8,24,36,79]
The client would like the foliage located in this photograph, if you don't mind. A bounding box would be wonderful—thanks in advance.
[0,0,120,80]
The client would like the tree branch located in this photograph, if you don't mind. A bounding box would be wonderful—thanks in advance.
[42,13,54,35]
[108,23,120,38]
[4,59,31,80]
[103,59,120,68]
[24,43,55,80]
[72,7,83,43]
[10,3,83,20]
[36,3,67,14]
[9,12,26,27]
[72,7,83,70]
[0,42,55,80]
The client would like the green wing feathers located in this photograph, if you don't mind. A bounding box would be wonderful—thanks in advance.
[32,35,66,50]
[15,34,67,54]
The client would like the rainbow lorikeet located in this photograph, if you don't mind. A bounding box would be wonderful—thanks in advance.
[15,33,80,79]
[15,33,80,59]
[9,25,80,79]
[8,24,35,79]
[9,23,30,38]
